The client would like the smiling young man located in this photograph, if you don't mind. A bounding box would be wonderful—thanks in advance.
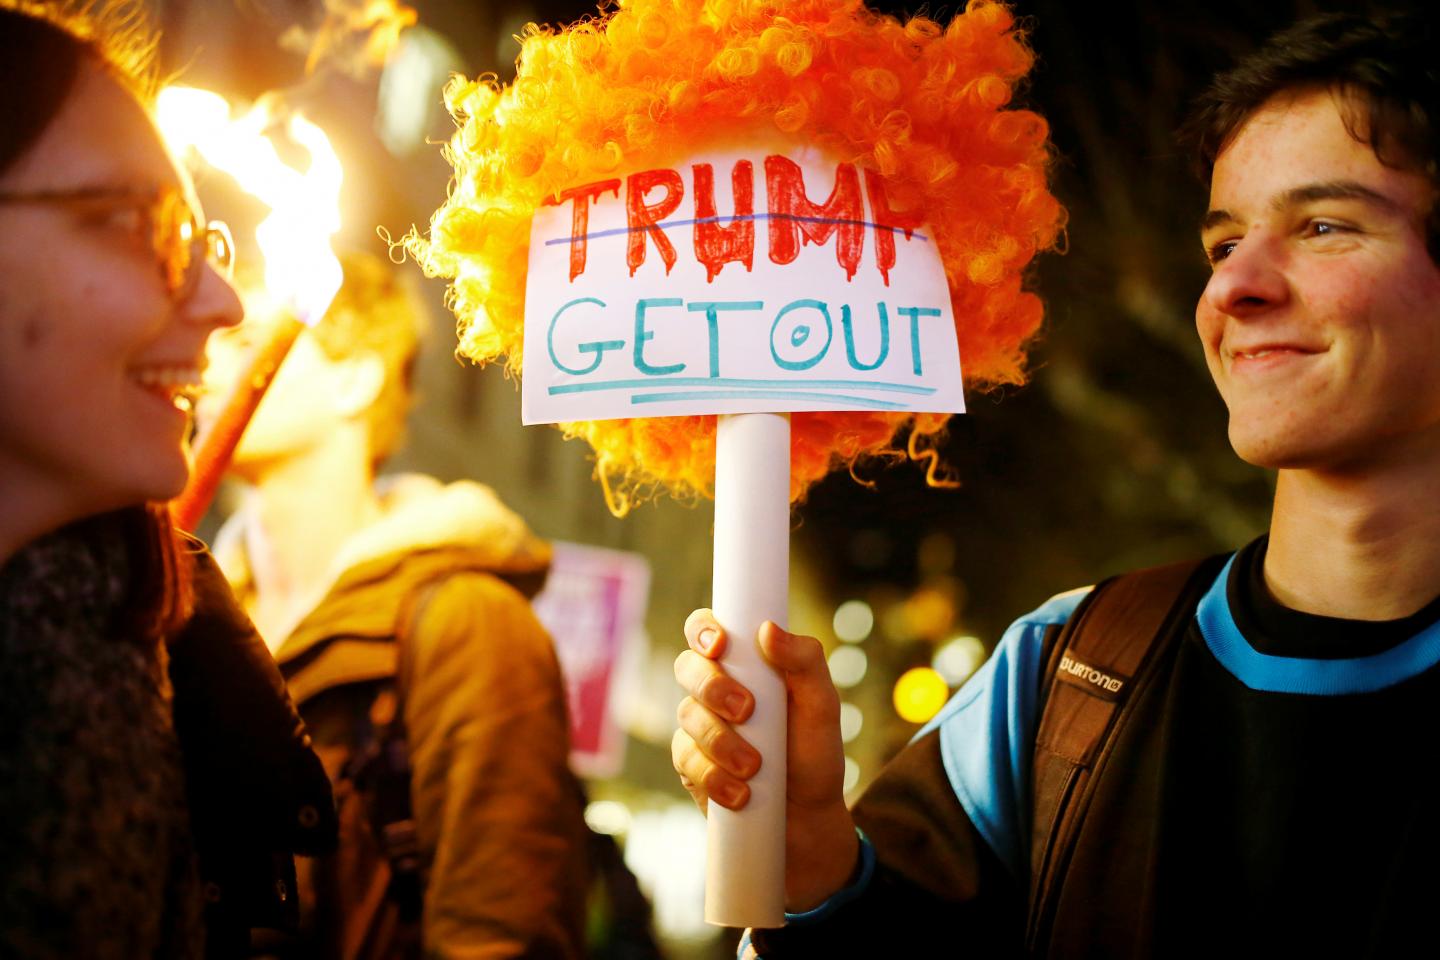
[1197,89,1440,622]
[670,10,1440,958]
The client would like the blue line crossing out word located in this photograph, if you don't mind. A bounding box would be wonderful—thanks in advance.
[544,212,931,247]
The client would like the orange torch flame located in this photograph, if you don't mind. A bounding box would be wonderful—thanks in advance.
[156,86,345,530]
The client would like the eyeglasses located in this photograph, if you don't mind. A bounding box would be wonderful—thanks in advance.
[0,185,234,302]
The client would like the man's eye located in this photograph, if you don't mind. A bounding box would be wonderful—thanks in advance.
[1305,220,1346,238]
[1205,239,1238,265]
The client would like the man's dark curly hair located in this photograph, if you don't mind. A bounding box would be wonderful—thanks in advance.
[1180,10,1440,259]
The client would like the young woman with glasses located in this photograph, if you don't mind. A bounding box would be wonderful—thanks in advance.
[0,4,335,957]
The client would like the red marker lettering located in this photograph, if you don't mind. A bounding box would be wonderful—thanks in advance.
[549,179,621,281]
[864,170,925,287]
[627,168,685,277]
[692,160,755,283]
[764,155,863,281]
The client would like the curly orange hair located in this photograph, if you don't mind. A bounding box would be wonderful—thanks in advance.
[409,0,1063,511]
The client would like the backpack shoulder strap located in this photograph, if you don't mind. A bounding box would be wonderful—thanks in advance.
[340,575,448,952]
[1025,553,1225,948]
[376,576,447,920]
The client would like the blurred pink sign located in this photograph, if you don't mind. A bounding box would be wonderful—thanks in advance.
[532,541,651,778]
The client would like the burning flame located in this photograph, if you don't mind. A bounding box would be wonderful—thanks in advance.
[155,86,344,323]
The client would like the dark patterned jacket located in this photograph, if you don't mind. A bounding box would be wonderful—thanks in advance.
[0,517,335,960]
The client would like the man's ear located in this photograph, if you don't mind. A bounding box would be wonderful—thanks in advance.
[332,351,386,419]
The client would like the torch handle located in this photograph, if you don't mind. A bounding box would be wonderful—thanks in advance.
[706,411,790,929]
[171,314,305,532]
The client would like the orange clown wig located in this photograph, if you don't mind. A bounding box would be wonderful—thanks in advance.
[410,0,1063,511]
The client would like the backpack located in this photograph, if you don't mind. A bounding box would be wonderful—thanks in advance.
[1024,554,1225,951]
[346,576,664,960]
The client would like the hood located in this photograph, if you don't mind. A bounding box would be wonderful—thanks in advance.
[331,473,550,582]
[213,474,551,667]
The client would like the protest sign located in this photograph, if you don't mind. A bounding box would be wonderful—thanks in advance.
[415,0,1063,928]
[532,542,651,779]
[521,143,965,925]
[523,142,965,424]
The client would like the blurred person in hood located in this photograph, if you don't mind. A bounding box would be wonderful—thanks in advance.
[201,251,591,959]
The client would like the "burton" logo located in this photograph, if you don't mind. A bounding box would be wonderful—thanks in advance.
[1058,654,1125,696]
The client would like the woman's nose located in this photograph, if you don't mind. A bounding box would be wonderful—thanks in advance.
[181,261,244,331]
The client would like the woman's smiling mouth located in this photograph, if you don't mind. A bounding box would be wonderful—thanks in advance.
[130,362,202,412]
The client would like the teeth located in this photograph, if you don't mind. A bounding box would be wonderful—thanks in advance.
[131,365,202,390]
[131,366,202,414]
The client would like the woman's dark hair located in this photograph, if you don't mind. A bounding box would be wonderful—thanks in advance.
[0,3,158,171]
[1179,10,1440,260]
[0,3,191,639]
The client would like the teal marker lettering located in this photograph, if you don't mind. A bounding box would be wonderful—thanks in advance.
[687,300,764,378]
[770,299,833,372]
[548,297,622,376]
[897,306,941,375]
[634,298,686,376]
[840,302,890,372]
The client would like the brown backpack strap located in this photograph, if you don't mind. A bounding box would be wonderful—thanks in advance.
[338,577,445,960]
[374,577,446,918]
[1024,554,1225,950]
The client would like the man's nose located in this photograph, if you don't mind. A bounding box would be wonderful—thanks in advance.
[1201,233,1290,319]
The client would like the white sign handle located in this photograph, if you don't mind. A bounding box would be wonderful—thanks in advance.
[706,411,790,928]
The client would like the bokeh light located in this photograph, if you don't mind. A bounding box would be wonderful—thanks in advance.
[833,599,875,643]
[839,702,864,743]
[893,666,950,724]
[828,646,869,688]
[584,799,632,836]
[934,635,987,686]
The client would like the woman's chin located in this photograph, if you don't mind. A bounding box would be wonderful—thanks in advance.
[132,452,191,507]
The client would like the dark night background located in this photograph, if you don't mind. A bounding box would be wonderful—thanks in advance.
[164,0,1410,637]
[152,0,1418,952]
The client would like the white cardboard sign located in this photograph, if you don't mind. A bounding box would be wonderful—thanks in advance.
[521,142,965,424]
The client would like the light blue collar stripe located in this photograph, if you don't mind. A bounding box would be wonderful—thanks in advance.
[1197,554,1440,695]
